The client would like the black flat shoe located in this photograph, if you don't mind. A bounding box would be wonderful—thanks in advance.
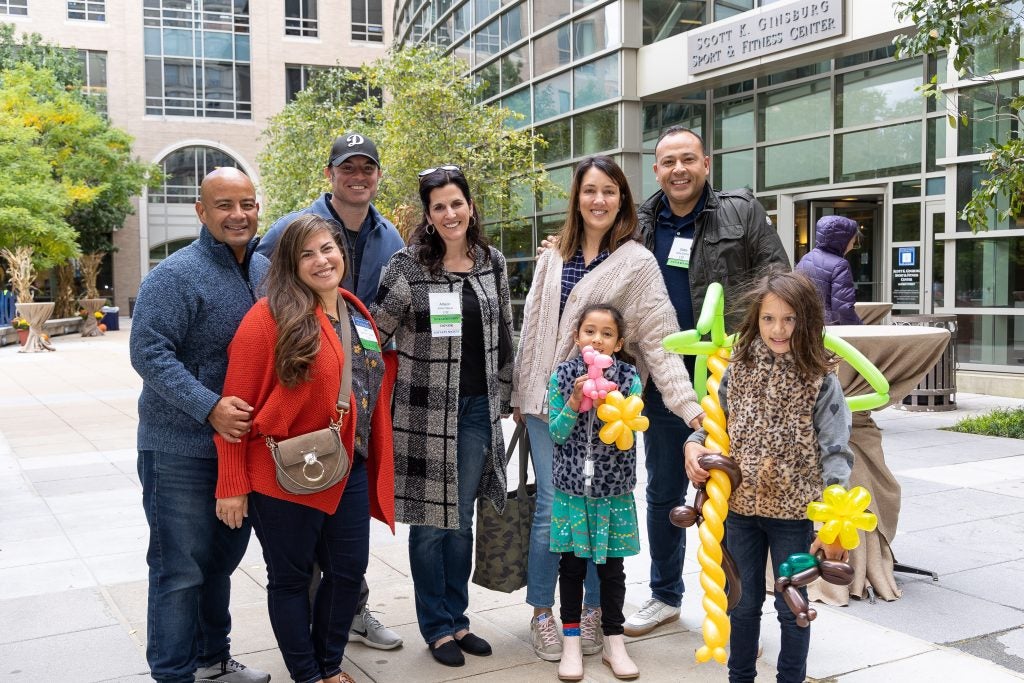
[455,632,492,656]
[429,639,465,667]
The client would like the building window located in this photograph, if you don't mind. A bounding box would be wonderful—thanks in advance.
[143,0,252,119]
[149,145,240,204]
[286,64,320,102]
[0,0,27,16]
[78,49,108,113]
[353,0,384,42]
[68,0,105,21]
[285,0,318,37]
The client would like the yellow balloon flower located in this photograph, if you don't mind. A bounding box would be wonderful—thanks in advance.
[596,391,649,451]
[806,485,879,550]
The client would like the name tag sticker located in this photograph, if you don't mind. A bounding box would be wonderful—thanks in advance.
[429,292,462,337]
[667,236,693,268]
[351,315,381,352]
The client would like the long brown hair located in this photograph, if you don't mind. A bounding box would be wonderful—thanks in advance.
[265,214,346,387]
[731,269,834,380]
[558,156,639,261]
[411,167,489,275]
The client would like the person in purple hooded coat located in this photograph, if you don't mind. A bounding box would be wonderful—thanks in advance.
[795,215,863,325]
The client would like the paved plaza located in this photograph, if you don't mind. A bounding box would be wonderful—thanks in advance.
[2,323,1024,682]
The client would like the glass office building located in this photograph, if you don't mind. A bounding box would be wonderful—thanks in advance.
[395,0,1024,380]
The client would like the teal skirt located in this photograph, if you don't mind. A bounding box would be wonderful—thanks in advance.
[550,489,640,564]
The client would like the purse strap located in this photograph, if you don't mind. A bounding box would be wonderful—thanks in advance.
[335,299,353,414]
[510,421,531,495]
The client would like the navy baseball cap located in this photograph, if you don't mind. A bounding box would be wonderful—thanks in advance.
[328,133,380,167]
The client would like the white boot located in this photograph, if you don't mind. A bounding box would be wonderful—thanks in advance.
[558,635,583,681]
[602,634,639,679]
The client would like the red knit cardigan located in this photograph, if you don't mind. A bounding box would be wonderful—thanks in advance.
[215,289,397,525]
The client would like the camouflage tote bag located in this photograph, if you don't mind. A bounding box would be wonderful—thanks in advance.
[472,422,535,593]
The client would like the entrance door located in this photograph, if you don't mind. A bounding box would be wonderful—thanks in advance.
[809,201,883,302]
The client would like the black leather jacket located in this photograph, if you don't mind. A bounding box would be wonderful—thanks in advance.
[638,185,790,329]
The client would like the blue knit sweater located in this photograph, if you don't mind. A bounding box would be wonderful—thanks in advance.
[130,227,270,459]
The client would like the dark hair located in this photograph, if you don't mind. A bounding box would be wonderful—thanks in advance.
[656,126,706,155]
[731,269,833,380]
[265,214,346,387]
[576,303,626,339]
[411,168,490,275]
[558,156,639,262]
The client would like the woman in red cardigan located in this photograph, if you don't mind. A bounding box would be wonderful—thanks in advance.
[215,214,397,683]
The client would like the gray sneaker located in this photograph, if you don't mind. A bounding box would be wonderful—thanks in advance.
[195,658,270,683]
[530,612,563,661]
[350,605,403,650]
[580,607,603,655]
[623,597,680,637]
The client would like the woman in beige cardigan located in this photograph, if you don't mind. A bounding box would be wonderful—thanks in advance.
[511,155,704,666]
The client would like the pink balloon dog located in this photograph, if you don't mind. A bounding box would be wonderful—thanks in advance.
[579,345,618,412]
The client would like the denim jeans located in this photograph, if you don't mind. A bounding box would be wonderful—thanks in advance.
[725,512,814,683]
[641,383,693,608]
[408,395,490,643]
[137,451,252,683]
[524,414,600,610]
[249,460,370,683]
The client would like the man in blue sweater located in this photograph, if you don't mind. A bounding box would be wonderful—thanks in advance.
[258,133,405,651]
[131,167,271,683]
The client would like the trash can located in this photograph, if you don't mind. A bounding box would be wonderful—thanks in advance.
[101,306,120,331]
[891,314,957,411]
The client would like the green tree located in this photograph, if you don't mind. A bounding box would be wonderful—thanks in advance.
[259,45,555,236]
[894,0,1024,231]
[0,23,81,90]
[0,63,157,299]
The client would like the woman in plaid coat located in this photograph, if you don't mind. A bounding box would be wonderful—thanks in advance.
[372,166,514,668]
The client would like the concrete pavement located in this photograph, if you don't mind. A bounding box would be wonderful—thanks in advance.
[2,322,1023,682]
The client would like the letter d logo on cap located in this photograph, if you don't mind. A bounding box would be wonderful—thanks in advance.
[347,134,365,147]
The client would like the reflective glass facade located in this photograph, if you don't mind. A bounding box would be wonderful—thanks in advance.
[393,0,1024,373]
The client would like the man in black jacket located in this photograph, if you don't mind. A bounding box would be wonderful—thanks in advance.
[624,126,790,637]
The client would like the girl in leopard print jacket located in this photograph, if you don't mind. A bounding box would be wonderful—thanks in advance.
[683,271,853,683]
[547,304,642,680]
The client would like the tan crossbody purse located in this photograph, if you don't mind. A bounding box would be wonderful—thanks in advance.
[265,301,353,494]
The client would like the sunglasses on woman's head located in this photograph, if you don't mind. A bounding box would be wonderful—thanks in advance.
[418,165,462,178]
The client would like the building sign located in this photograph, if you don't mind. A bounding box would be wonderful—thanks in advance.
[892,247,920,305]
[687,0,844,75]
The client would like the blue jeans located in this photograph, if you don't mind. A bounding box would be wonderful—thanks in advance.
[642,382,693,608]
[249,460,369,683]
[725,512,814,683]
[409,395,490,643]
[138,451,252,683]
[524,414,600,610]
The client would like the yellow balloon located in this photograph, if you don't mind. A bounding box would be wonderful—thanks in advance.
[596,391,648,451]
[805,485,879,550]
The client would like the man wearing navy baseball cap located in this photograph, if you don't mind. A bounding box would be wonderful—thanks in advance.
[259,132,404,308]
[257,134,405,651]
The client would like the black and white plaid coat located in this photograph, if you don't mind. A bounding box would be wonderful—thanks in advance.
[372,244,514,529]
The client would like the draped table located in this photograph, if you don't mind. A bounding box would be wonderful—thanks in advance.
[79,297,106,337]
[16,301,55,353]
[808,324,950,605]
[853,301,893,326]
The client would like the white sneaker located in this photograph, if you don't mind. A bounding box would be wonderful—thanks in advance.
[195,658,270,683]
[580,607,603,655]
[350,605,403,650]
[531,612,563,661]
[622,598,680,637]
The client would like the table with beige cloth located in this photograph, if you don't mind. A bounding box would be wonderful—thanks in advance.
[808,324,950,606]
[853,301,893,325]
